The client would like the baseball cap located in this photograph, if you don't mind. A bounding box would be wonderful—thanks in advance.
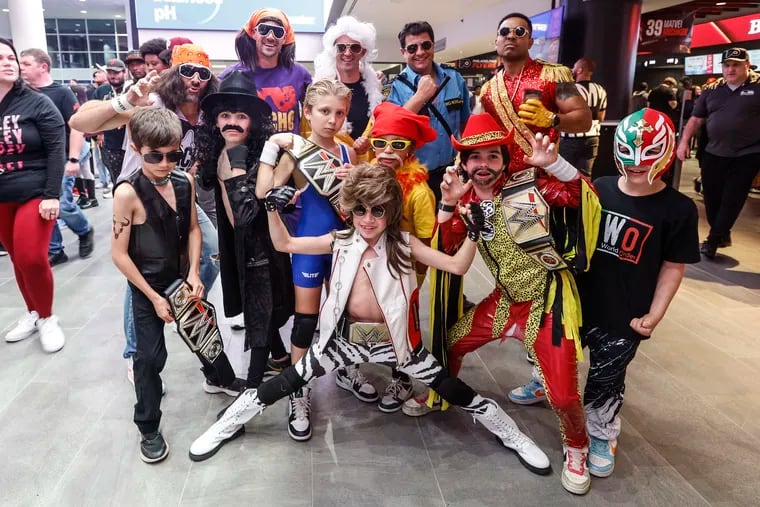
[721,47,749,63]
[105,58,126,71]
[124,50,144,64]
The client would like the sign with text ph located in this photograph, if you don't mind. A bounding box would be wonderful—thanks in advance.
[134,0,326,32]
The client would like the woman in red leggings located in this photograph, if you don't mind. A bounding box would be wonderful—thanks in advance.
[0,38,66,352]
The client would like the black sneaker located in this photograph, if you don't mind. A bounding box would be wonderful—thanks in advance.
[76,195,88,207]
[48,250,69,267]
[80,198,99,209]
[700,241,717,259]
[140,431,169,463]
[79,227,95,258]
[718,234,732,248]
[203,377,247,397]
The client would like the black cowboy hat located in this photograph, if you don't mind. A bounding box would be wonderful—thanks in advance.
[200,70,271,119]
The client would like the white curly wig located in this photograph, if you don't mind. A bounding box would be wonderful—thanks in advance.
[313,16,383,120]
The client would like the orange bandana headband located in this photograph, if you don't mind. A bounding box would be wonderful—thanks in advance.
[171,44,210,68]
[243,8,296,45]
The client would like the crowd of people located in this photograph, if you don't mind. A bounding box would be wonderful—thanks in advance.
[1,5,758,497]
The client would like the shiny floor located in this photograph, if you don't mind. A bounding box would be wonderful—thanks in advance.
[1,160,758,506]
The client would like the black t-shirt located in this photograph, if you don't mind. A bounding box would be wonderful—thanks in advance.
[579,176,700,340]
[93,83,126,150]
[345,79,370,140]
[36,82,79,153]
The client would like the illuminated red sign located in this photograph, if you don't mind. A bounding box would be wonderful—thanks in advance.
[691,12,760,48]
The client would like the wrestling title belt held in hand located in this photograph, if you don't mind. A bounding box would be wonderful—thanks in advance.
[501,167,568,271]
[164,279,236,386]
[285,135,343,216]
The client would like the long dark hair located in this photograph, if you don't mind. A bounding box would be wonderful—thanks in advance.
[0,38,27,92]
[152,66,219,113]
[195,102,275,190]
[339,163,412,279]
[234,29,296,72]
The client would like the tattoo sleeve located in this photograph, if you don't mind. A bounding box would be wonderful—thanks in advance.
[556,82,582,101]
[113,216,131,239]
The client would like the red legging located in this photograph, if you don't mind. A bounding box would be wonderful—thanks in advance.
[448,288,588,449]
[0,199,56,318]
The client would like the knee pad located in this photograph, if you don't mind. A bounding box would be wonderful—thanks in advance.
[290,312,318,349]
[257,366,306,405]
[430,371,476,407]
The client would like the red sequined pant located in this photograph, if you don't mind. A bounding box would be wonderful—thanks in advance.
[448,288,589,449]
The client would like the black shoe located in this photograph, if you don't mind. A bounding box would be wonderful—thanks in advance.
[266,354,291,374]
[80,198,99,209]
[48,250,69,267]
[76,195,88,207]
[717,234,732,248]
[78,227,95,258]
[693,177,702,194]
[140,431,169,463]
[203,376,247,397]
[700,241,717,259]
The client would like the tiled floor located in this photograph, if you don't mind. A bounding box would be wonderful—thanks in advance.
[1,160,758,506]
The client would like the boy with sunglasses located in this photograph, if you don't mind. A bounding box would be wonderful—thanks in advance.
[111,108,204,464]
[387,21,471,202]
[188,163,552,478]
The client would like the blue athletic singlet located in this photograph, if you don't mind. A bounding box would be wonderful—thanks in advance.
[291,143,349,288]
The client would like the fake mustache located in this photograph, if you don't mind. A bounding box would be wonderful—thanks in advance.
[222,124,245,133]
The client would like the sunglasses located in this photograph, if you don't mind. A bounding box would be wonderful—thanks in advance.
[352,204,386,218]
[335,43,363,54]
[178,63,212,81]
[404,40,433,54]
[142,150,183,164]
[256,23,286,40]
[370,138,414,151]
[498,26,529,38]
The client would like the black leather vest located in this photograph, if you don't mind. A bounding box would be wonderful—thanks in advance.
[123,169,191,291]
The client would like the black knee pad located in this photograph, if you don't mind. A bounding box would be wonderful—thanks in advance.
[257,366,306,405]
[290,312,318,349]
[430,371,476,407]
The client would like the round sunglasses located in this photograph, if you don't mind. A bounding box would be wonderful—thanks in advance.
[352,204,386,218]
[142,150,183,164]
[404,40,433,54]
[335,43,363,54]
[178,63,211,81]
[369,138,414,151]
[498,26,529,38]
[256,23,286,40]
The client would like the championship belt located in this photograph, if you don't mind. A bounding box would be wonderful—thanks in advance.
[501,168,568,271]
[285,135,343,215]
[164,279,236,386]
[347,322,392,347]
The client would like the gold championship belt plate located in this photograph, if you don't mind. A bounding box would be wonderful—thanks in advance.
[501,168,567,271]
[348,322,391,347]
[286,135,343,215]
[165,279,224,362]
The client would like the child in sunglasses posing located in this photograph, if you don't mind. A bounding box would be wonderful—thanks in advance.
[111,108,204,464]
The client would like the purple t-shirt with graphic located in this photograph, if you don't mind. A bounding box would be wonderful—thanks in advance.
[219,63,312,134]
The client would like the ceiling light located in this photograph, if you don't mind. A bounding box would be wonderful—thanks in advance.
[1,8,8,12]
[115,14,122,18]
[716,1,726,5]
[80,10,87,13]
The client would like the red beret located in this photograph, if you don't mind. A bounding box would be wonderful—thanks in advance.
[371,102,438,149]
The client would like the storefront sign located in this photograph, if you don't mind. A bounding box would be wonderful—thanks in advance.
[638,11,695,54]
[691,13,760,48]
[134,0,325,32]
[454,58,498,70]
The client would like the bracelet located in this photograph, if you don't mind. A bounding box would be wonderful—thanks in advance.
[260,141,280,167]
[110,94,134,114]
[438,201,457,213]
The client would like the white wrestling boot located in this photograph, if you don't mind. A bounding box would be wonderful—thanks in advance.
[468,397,551,475]
[189,389,263,461]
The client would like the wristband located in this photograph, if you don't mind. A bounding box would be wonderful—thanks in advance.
[260,141,280,167]
[543,156,578,182]
[438,201,456,213]
[110,94,135,114]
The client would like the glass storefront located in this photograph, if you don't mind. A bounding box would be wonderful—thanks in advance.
[45,18,129,70]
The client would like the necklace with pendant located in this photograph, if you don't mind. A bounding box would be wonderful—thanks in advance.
[509,66,525,103]
[150,175,171,186]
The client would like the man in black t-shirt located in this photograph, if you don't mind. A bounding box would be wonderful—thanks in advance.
[19,48,95,265]
[510,108,699,480]
[92,58,129,185]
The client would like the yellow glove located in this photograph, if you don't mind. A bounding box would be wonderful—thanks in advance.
[517,98,557,128]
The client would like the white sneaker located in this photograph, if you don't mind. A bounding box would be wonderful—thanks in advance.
[189,389,260,461]
[378,376,413,413]
[287,387,312,441]
[37,315,65,353]
[5,311,39,342]
[561,446,591,495]
[470,398,551,475]
[401,391,442,417]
